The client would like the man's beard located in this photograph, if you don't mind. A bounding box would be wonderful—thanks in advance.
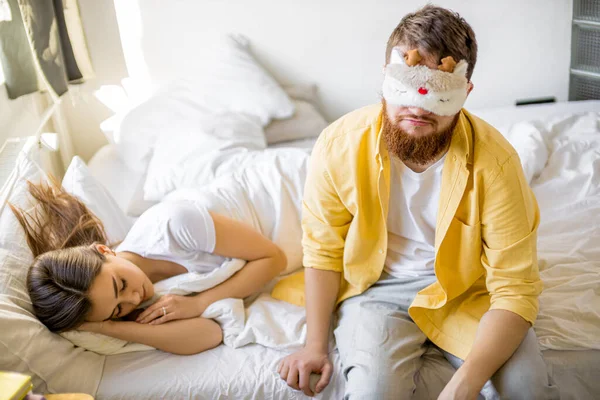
[381,100,458,165]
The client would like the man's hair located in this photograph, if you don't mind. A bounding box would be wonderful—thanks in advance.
[386,5,478,80]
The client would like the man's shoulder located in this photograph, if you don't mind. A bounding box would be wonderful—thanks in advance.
[465,110,519,169]
[318,104,382,149]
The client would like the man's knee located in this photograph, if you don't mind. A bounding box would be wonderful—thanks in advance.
[493,329,559,400]
[493,341,559,399]
[494,366,557,400]
[343,364,416,400]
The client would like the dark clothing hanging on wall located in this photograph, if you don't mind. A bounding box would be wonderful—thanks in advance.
[0,0,94,100]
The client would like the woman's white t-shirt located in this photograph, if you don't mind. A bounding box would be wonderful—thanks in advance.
[116,200,225,273]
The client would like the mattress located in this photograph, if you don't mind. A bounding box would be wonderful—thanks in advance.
[89,101,600,399]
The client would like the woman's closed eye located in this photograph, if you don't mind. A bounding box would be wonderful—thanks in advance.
[117,279,128,316]
[111,279,128,319]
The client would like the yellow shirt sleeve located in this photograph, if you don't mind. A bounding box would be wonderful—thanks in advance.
[301,134,353,273]
[481,154,543,324]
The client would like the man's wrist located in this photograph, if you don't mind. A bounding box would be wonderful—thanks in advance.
[453,361,488,394]
[305,339,329,354]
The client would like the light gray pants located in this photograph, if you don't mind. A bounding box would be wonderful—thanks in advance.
[334,272,560,400]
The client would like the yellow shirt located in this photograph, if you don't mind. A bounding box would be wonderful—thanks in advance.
[272,104,543,360]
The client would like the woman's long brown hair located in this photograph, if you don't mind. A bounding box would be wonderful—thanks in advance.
[10,178,109,332]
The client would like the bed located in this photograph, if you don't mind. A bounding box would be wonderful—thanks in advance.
[82,100,600,400]
[1,100,598,399]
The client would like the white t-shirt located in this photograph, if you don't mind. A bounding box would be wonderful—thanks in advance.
[116,200,226,274]
[384,155,445,278]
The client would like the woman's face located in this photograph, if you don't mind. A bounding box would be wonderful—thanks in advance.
[86,245,154,322]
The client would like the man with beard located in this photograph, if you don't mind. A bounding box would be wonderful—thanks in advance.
[275,5,560,400]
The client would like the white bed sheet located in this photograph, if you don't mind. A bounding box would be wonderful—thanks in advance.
[97,344,344,400]
[96,346,600,400]
[89,101,600,399]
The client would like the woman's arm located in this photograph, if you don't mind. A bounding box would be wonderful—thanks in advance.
[81,318,223,355]
[138,212,287,324]
[197,211,287,304]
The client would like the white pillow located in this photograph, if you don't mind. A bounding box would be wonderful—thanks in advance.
[264,100,328,144]
[187,34,295,126]
[126,171,158,217]
[106,34,294,173]
[0,151,104,395]
[281,83,320,106]
[143,111,266,202]
[86,144,145,218]
[111,81,213,173]
[62,156,133,244]
[505,121,549,184]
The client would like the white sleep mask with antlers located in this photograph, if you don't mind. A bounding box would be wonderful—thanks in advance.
[382,48,469,116]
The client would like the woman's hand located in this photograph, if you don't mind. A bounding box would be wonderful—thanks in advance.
[136,294,208,325]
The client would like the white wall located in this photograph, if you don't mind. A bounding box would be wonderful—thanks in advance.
[66,0,573,161]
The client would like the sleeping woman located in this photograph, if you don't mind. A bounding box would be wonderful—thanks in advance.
[11,149,308,355]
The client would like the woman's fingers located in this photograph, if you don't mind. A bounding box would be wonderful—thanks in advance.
[149,314,172,325]
[137,307,162,324]
[138,302,173,324]
[137,295,176,321]
[136,302,162,322]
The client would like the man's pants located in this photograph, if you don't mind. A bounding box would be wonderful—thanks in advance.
[334,272,560,400]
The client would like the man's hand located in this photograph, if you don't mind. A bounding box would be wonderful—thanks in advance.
[278,347,333,397]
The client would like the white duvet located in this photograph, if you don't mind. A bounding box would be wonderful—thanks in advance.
[522,112,600,351]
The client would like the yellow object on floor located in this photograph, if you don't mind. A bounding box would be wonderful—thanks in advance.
[45,395,94,400]
[0,371,32,400]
